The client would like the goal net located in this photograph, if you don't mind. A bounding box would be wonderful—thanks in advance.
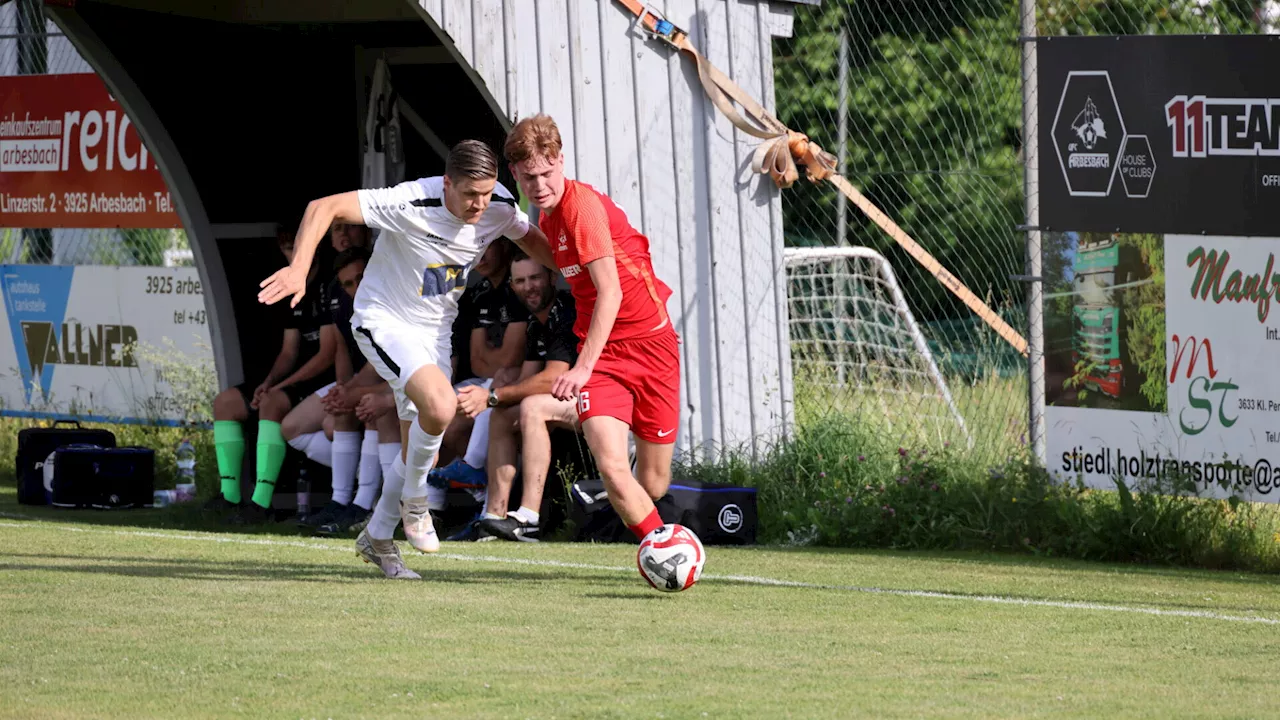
[784,247,971,448]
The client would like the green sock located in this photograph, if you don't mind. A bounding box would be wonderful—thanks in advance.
[213,421,244,504]
[252,420,287,509]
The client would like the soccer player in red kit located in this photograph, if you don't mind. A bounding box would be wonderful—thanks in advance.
[504,114,679,543]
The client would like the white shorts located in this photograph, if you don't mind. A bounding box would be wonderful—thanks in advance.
[314,382,336,399]
[352,319,452,422]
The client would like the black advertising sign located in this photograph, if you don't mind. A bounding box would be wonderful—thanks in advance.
[1038,34,1280,235]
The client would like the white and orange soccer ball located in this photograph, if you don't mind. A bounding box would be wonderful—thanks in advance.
[637,523,705,592]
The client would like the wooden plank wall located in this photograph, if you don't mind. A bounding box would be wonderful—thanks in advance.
[419,0,796,461]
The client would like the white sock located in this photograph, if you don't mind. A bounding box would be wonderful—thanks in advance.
[330,431,361,505]
[369,454,405,540]
[373,440,401,507]
[513,506,540,525]
[354,431,381,510]
[403,419,445,499]
[462,408,491,469]
[482,511,503,521]
[377,442,401,481]
[287,431,333,468]
[427,485,446,511]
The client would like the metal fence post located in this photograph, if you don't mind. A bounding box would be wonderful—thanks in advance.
[1020,0,1046,466]
[16,0,52,264]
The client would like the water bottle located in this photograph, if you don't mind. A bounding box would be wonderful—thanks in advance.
[296,466,311,519]
[175,438,197,502]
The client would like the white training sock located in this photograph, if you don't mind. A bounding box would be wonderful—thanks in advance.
[427,485,447,512]
[514,506,540,525]
[482,512,503,521]
[403,419,445,499]
[354,430,382,510]
[377,442,401,482]
[368,454,406,540]
[330,431,361,505]
[462,408,491,469]
[287,431,333,468]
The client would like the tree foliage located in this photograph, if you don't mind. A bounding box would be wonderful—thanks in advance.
[1116,233,1166,408]
[773,0,1267,330]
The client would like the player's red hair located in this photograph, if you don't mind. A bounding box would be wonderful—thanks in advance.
[504,114,563,165]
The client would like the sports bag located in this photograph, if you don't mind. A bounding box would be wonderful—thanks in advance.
[569,477,758,545]
[16,420,116,505]
[49,445,155,509]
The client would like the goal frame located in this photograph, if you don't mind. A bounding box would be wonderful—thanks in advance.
[783,246,972,448]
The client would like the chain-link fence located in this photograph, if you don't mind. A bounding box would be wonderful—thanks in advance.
[771,0,1278,465]
[774,0,1029,463]
[0,0,190,267]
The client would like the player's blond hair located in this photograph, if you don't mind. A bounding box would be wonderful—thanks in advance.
[504,114,563,165]
[446,140,499,181]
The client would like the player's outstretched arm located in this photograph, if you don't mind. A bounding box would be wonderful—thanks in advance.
[551,256,620,401]
[511,225,557,272]
[259,192,364,307]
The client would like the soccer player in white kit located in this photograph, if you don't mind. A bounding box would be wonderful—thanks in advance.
[259,141,555,578]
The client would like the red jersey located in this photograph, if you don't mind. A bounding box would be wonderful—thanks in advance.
[540,179,673,342]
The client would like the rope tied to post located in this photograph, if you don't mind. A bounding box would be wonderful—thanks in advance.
[623,0,837,189]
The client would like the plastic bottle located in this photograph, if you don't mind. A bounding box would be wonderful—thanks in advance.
[175,438,197,502]
[296,466,311,519]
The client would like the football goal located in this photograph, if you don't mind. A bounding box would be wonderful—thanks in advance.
[784,246,972,449]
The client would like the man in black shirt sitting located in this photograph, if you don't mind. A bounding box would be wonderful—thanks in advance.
[207,224,337,524]
[426,238,529,506]
[452,250,580,542]
[282,242,403,535]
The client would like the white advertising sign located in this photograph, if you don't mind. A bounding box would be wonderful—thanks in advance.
[0,264,213,426]
[1047,234,1280,501]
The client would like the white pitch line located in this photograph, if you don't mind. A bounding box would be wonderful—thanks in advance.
[0,516,1277,626]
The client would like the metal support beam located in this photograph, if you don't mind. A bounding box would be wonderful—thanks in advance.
[47,4,243,389]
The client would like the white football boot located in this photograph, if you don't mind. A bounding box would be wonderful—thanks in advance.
[355,528,421,580]
[399,496,441,553]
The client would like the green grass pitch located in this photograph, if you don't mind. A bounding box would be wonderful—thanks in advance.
[2,499,1279,719]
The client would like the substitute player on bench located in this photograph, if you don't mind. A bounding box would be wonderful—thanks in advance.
[259,140,555,579]
[504,114,680,545]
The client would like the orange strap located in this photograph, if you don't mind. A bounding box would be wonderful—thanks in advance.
[616,0,835,188]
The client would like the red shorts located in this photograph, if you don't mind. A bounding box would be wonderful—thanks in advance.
[577,329,681,444]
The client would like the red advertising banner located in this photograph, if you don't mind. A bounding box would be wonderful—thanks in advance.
[0,74,180,229]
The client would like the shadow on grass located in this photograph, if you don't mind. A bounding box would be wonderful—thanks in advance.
[702,573,1280,614]
[0,552,620,586]
[7,484,1280,604]
[753,543,1280,588]
[579,591,668,601]
[0,484,474,540]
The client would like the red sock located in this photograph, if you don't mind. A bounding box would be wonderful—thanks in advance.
[628,508,663,541]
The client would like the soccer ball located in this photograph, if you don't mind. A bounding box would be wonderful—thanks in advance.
[637,524,705,592]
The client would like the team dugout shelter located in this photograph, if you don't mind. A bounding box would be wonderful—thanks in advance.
[47,0,810,469]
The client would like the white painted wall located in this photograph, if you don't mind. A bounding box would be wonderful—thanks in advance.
[417,0,797,460]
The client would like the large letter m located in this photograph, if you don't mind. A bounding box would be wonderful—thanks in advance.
[1168,334,1218,383]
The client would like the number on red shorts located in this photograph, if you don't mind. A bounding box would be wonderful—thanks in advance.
[579,391,590,414]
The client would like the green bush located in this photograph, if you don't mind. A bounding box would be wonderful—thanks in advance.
[681,413,1280,573]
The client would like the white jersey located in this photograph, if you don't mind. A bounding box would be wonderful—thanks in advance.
[353,176,530,333]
